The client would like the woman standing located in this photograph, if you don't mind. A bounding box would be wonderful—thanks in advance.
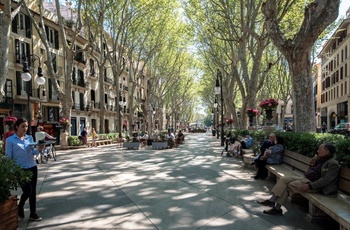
[5,118,44,221]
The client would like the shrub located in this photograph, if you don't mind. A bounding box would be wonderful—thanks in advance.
[235,129,350,168]
[0,157,32,202]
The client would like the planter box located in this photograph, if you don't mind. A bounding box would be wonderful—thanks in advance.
[0,195,18,230]
[152,142,168,149]
[124,142,140,149]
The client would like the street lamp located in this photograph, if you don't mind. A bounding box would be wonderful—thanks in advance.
[211,109,216,136]
[118,95,127,133]
[21,54,45,135]
[215,69,224,146]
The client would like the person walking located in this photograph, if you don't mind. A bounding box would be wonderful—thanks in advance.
[91,128,98,147]
[81,127,88,146]
[5,117,44,221]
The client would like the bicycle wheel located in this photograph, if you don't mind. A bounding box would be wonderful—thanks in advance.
[51,146,57,161]
[40,152,48,164]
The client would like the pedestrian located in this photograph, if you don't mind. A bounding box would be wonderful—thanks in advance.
[81,127,88,146]
[257,143,340,215]
[5,117,44,221]
[91,128,98,147]
[2,117,17,153]
[322,122,327,134]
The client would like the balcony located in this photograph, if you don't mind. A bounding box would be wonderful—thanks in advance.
[0,98,13,110]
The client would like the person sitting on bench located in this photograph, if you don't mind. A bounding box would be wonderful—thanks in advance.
[235,132,253,154]
[257,143,340,215]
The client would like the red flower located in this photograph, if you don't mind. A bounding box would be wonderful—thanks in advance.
[226,118,234,123]
[246,108,259,116]
[259,98,279,110]
[3,116,17,126]
[59,117,70,126]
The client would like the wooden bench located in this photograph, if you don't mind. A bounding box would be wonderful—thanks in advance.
[265,150,350,230]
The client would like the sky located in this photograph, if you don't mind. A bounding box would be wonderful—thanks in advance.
[339,0,350,18]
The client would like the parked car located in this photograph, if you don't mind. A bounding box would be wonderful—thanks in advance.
[328,123,350,136]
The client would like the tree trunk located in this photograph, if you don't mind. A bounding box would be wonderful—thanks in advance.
[0,12,10,100]
[287,50,315,131]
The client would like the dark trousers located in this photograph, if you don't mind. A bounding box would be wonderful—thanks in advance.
[240,141,248,149]
[254,158,268,178]
[19,166,38,215]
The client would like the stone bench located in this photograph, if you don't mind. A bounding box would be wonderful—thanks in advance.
[265,150,350,229]
[87,138,112,147]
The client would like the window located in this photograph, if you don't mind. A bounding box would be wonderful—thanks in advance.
[15,40,30,63]
[45,26,59,49]
[89,59,95,76]
[12,13,31,38]
[346,46,348,60]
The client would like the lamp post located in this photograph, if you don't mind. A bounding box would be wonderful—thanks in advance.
[21,54,45,135]
[118,95,127,133]
[215,69,224,146]
[211,109,216,136]
[214,97,218,138]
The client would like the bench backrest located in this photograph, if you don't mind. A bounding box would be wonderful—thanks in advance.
[283,150,311,173]
[339,167,350,194]
[283,150,350,195]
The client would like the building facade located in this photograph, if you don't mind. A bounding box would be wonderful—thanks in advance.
[0,1,148,140]
[318,13,350,130]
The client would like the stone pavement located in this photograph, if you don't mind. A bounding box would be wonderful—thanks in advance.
[16,133,337,229]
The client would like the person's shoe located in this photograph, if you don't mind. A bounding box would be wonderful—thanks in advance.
[257,200,275,207]
[263,207,283,215]
[253,175,260,179]
[29,213,42,221]
[18,207,24,219]
[250,161,255,165]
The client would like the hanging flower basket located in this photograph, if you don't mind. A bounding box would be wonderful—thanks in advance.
[3,116,17,126]
[59,117,70,126]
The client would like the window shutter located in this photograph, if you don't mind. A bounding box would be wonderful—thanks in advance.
[54,30,59,49]
[12,15,18,33]
[16,71,22,95]
[45,25,49,40]
[15,39,20,63]
[26,43,31,66]
[25,15,31,38]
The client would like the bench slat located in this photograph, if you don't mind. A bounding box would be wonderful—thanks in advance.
[282,156,310,172]
[284,150,312,164]
[339,168,350,194]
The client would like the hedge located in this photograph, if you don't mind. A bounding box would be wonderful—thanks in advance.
[229,129,350,168]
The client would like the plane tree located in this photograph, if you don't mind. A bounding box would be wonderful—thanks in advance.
[262,0,340,131]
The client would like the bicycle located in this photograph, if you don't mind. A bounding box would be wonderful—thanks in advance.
[36,141,57,164]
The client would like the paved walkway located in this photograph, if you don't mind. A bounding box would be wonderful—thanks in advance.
[17,133,337,229]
